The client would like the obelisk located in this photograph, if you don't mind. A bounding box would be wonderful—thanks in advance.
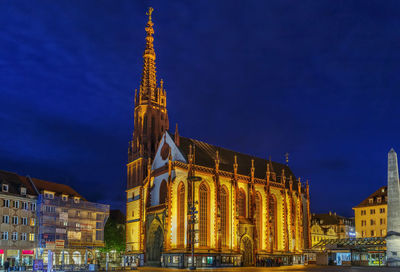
[387,148,400,266]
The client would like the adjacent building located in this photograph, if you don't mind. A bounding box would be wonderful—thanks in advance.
[125,8,311,268]
[0,171,37,266]
[353,186,387,238]
[0,170,109,267]
[31,177,109,266]
[310,212,355,247]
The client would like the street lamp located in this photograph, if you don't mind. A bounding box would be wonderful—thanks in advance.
[187,175,201,270]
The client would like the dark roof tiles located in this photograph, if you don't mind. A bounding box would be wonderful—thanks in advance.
[312,213,354,226]
[0,170,36,195]
[30,177,83,199]
[171,133,301,189]
[353,186,387,208]
[0,169,83,199]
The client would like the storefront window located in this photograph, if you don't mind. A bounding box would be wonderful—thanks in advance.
[369,253,385,266]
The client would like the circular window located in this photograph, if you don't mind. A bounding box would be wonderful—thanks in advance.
[161,142,170,160]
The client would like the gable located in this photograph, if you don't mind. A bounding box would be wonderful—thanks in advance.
[152,131,186,170]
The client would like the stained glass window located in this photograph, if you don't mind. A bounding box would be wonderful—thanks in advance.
[177,183,185,247]
[255,193,262,249]
[199,183,208,247]
[238,189,246,217]
[221,187,228,247]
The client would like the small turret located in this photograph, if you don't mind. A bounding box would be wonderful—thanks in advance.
[251,159,255,181]
[215,150,220,172]
[174,123,180,147]
[233,155,238,178]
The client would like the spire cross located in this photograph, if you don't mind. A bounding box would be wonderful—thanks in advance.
[146,7,154,21]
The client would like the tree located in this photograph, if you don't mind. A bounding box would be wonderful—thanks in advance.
[103,210,125,253]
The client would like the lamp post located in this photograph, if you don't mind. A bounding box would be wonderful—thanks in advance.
[187,175,201,270]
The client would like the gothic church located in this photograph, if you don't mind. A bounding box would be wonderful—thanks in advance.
[125,8,311,268]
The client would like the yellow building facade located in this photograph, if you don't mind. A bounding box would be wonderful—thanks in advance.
[125,8,311,268]
[353,186,387,238]
[310,212,355,247]
[310,224,337,247]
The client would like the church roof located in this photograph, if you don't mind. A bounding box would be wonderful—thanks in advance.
[170,132,300,187]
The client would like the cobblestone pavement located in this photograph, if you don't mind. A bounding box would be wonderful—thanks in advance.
[136,265,399,272]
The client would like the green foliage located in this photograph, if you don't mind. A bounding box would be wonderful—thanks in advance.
[103,215,125,253]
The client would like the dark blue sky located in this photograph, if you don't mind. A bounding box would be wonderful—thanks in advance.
[1,0,400,216]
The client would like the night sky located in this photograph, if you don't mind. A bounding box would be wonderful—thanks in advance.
[1,0,400,217]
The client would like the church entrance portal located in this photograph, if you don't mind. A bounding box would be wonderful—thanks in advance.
[146,221,164,266]
[240,236,253,266]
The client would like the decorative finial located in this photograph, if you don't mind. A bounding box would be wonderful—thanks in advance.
[174,123,180,146]
[146,7,154,22]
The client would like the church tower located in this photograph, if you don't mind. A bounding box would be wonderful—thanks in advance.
[127,8,169,189]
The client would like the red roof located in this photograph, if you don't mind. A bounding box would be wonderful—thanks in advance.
[30,177,83,199]
[353,186,387,208]
[0,169,83,199]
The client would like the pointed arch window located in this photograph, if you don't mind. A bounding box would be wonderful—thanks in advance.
[255,192,262,250]
[143,115,147,132]
[291,198,296,248]
[238,189,246,217]
[199,183,209,247]
[177,183,185,247]
[221,187,228,247]
[159,180,167,204]
[269,195,277,250]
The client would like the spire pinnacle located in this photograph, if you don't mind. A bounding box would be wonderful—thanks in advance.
[146,7,154,22]
[140,7,157,100]
[174,123,180,146]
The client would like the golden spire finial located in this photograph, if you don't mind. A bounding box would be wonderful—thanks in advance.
[146,7,154,22]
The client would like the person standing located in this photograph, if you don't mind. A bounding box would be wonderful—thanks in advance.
[4,260,9,272]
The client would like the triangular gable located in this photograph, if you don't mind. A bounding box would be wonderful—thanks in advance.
[152,131,187,170]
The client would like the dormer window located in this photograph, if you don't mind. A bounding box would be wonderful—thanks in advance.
[62,195,68,202]
[377,197,382,203]
[44,191,54,199]
[2,184,8,192]
[74,197,80,204]
[368,198,373,204]
[382,188,385,193]
[20,187,26,195]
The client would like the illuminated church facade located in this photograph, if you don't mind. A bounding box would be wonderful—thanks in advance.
[126,8,311,268]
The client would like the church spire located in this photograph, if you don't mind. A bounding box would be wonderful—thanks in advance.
[127,7,169,189]
[140,7,157,100]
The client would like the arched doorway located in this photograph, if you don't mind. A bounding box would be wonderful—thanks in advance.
[240,236,253,266]
[146,220,164,265]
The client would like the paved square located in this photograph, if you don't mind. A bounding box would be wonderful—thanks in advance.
[137,265,399,272]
